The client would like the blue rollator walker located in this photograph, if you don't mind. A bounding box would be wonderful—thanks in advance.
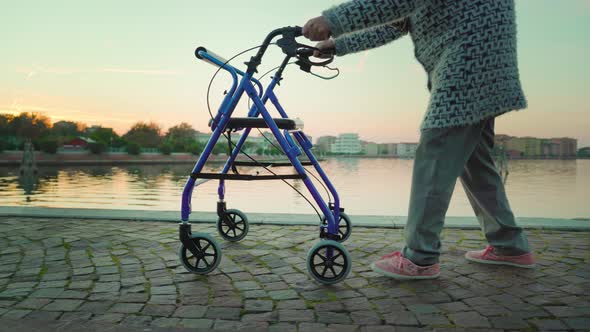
[178,26,352,284]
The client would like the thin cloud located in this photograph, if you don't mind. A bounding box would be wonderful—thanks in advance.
[15,65,182,79]
[100,68,181,76]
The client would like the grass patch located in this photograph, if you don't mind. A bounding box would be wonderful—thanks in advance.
[38,265,48,280]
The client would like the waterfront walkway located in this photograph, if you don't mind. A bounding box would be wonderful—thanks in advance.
[0,217,588,331]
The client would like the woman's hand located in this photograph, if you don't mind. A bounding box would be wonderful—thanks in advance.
[314,39,335,58]
[303,16,331,41]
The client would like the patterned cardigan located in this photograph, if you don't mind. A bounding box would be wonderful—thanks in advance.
[323,0,527,129]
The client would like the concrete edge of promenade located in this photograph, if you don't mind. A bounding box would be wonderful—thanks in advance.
[0,206,588,231]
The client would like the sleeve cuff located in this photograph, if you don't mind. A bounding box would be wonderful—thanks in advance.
[334,38,349,56]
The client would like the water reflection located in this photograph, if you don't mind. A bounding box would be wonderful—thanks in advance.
[0,159,588,218]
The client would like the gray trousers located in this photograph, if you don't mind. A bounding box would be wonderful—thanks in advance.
[402,117,531,265]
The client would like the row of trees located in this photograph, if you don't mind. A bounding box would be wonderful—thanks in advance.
[0,112,285,156]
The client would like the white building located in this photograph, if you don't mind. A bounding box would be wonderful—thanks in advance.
[397,142,419,158]
[331,133,362,154]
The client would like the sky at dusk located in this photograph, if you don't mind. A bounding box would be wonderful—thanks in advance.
[1,0,589,146]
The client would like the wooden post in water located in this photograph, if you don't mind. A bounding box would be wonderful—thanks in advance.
[19,139,38,198]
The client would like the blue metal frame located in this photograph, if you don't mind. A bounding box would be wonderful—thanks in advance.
[181,49,341,239]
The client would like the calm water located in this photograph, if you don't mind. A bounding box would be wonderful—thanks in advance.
[0,158,588,219]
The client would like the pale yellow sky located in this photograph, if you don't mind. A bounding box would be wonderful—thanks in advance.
[1,0,589,146]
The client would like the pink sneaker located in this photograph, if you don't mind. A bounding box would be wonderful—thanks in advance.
[465,245,536,268]
[370,251,440,280]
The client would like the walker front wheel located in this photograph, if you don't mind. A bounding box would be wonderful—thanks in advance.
[217,209,249,242]
[178,233,221,274]
[306,240,351,285]
[320,212,352,242]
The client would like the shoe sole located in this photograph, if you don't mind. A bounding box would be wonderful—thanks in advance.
[370,263,440,280]
[465,254,536,269]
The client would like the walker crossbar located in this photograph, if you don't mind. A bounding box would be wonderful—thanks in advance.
[177,26,352,284]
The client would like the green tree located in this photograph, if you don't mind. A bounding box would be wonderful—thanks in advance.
[212,141,228,155]
[39,136,59,154]
[123,122,162,148]
[0,114,14,136]
[51,120,85,137]
[188,141,205,155]
[88,142,107,154]
[159,142,173,155]
[9,112,51,140]
[165,123,198,152]
[88,126,119,146]
[126,142,141,155]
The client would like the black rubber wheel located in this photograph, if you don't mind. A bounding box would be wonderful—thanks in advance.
[178,233,221,274]
[217,209,249,242]
[306,240,351,285]
[321,212,352,242]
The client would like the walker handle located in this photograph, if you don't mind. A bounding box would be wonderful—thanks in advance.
[195,46,230,67]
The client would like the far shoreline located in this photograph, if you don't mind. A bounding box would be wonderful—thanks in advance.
[0,150,583,167]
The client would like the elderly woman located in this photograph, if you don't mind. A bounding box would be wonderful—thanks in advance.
[303,0,535,280]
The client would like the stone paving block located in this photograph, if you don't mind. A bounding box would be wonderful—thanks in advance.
[59,311,93,321]
[150,285,176,295]
[179,318,214,329]
[350,310,382,325]
[276,299,307,310]
[529,318,568,330]
[29,288,64,298]
[211,295,242,307]
[383,311,419,326]
[173,304,207,318]
[25,310,63,320]
[415,313,451,326]
[407,304,441,315]
[205,307,241,320]
[241,311,277,322]
[268,289,299,300]
[325,323,360,332]
[360,326,399,332]
[141,304,176,317]
[1,309,31,319]
[109,302,144,314]
[151,317,181,327]
[268,322,297,332]
[563,317,590,330]
[245,299,273,312]
[120,314,152,326]
[278,309,315,322]
[42,299,84,312]
[489,316,529,329]
[15,298,52,309]
[316,311,353,324]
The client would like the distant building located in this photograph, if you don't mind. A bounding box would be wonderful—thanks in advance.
[316,136,337,154]
[331,133,362,154]
[379,143,397,156]
[543,138,577,158]
[578,147,590,159]
[362,142,379,156]
[495,135,577,159]
[396,142,418,158]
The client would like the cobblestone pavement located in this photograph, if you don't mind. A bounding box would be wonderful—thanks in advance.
[0,217,589,331]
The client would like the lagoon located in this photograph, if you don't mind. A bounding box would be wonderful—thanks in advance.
[0,158,588,219]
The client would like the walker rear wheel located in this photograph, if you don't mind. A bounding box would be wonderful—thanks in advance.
[306,240,351,285]
[178,233,221,274]
[217,209,249,242]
